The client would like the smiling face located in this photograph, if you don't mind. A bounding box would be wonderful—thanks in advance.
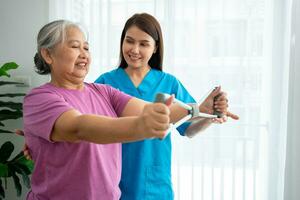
[122,25,157,70]
[42,26,90,86]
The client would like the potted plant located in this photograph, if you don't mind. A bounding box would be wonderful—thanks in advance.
[0,62,34,199]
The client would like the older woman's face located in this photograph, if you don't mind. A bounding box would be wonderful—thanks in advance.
[49,27,90,82]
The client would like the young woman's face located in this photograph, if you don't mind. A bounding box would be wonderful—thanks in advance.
[47,27,90,83]
[122,25,157,69]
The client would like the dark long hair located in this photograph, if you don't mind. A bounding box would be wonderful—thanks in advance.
[118,13,164,71]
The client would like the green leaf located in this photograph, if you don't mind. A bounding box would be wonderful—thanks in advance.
[10,152,34,174]
[0,101,22,111]
[0,70,10,77]
[13,164,31,188]
[0,93,26,98]
[0,179,5,199]
[0,129,13,134]
[15,159,34,175]
[0,164,8,177]
[11,173,21,197]
[0,142,14,163]
[0,81,23,86]
[0,109,23,121]
[17,160,34,175]
[0,62,19,78]
[10,151,24,163]
[0,62,18,71]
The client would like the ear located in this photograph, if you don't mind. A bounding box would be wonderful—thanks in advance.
[41,48,53,65]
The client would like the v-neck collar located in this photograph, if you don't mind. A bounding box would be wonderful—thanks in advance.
[117,68,162,96]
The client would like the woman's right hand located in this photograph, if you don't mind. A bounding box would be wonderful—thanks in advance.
[15,129,32,160]
[137,97,173,139]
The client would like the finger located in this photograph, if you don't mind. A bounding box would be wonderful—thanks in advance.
[26,155,32,160]
[150,129,169,139]
[24,150,29,156]
[214,100,228,107]
[151,112,170,124]
[158,129,171,139]
[153,103,170,115]
[211,118,222,124]
[165,95,174,107]
[24,151,32,160]
[214,93,227,102]
[214,97,228,110]
[150,119,170,131]
[226,111,239,120]
[23,150,32,160]
[15,129,25,136]
[214,104,228,112]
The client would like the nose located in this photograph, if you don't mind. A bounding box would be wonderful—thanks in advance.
[130,44,139,54]
[79,48,89,59]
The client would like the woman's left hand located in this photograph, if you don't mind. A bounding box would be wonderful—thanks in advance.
[199,86,239,123]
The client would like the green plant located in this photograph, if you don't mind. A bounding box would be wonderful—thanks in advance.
[0,62,34,199]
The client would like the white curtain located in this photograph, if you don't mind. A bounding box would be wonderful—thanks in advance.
[49,0,291,199]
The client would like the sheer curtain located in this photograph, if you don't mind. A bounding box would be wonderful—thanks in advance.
[49,0,290,199]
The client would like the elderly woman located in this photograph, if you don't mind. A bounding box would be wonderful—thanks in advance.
[23,19,232,200]
[23,20,183,200]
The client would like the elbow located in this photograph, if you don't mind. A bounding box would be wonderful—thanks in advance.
[185,128,201,138]
[74,115,85,142]
[62,115,84,143]
[184,120,211,138]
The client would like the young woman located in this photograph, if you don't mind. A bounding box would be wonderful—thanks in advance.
[95,13,238,200]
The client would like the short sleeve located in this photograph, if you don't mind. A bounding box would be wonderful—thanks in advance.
[93,84,132,117]
[23,88,73,142]
[94,74,105,84]
[107,86,132,116]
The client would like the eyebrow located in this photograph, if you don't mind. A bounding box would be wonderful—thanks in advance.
[125,36,150,43]
[68,40,89,45]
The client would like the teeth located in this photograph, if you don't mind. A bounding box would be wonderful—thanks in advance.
[129,55,140,60]
[77,63,86,67]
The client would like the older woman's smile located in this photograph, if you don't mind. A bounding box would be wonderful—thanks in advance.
[75,61,88,69]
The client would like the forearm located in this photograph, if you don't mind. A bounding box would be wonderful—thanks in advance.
[75,115,144,144]
[185,118,212,138]
[51,109,147,144]
[169,103,189,123]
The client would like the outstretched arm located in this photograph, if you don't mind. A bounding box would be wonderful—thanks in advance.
[185,87,239,138]
[51,98,171,144]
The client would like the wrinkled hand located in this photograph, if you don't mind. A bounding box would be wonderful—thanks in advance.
[15,129,32,160]
[138,96,173,139]
[199,86,239,123]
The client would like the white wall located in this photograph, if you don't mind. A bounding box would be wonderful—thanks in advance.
[0,0,49,199]
[284,0,300,199]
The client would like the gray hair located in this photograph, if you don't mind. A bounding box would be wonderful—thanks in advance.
[34,20,88,75]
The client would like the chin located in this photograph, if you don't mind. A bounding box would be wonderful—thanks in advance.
[127,64,144,69]
[73,72,88,79]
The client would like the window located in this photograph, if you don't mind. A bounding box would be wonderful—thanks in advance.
[49,0,290,199]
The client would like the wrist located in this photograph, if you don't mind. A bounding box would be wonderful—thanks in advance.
[133,116,149,140]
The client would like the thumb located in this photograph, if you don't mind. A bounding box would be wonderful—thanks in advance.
[209,86,221,99]
[165,94,174,107]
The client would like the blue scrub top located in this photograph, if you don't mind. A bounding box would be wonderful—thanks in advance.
[95,68,195,200]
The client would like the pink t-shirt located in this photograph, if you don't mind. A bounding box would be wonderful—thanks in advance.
[23,83,131,200]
